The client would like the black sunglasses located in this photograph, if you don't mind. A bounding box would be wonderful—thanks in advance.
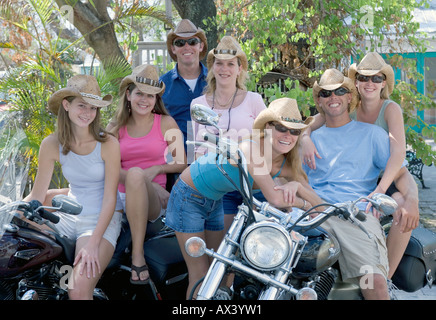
[269,122,302,136]
[173,38,201,47]
[356,74,386,83]
[318,87,350,98]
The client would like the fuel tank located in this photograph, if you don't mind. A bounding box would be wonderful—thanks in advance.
[292,226,341,278]
[0,223,62,277]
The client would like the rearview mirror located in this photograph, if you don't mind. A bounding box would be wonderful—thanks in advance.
[370,193,398,216]
[51,194,82,215]
[191,104,220,127]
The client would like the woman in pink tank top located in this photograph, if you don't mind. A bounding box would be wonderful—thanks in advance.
[107,65,187,285]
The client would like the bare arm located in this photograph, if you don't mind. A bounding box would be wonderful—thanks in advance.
[162,115,187,171]
[300,113,325,169]
[242,140,322,209]
[393,167,419,233]
[376,102,407,193]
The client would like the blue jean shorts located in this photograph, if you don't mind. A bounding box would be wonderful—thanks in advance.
[223,190,267,214]
[165,178,224,233]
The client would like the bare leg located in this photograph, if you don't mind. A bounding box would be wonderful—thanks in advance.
[68,236,115,300]
[43,188,69,207]
[175,229,224,299]
[124,167,161,282]
[360,273,390,300]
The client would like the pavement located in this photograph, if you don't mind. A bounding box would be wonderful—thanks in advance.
[395,139,436,300]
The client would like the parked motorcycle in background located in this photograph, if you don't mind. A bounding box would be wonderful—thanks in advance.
[185,104,436,300]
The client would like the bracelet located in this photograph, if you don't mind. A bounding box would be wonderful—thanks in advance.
[302,199,307,210]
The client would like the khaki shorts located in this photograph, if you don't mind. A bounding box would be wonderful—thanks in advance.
[322,214,389,285]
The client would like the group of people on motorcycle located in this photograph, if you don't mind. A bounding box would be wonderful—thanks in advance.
[23,19,419,300]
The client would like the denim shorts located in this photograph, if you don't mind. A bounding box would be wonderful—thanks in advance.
[165,178,224,233]
[223,190,267,214]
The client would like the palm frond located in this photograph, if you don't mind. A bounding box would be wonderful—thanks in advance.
[0,42,16,49]
[116,2,173,31]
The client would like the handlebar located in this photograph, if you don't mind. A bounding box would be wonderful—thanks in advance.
[28,200,60,224]
[1,196,83,225]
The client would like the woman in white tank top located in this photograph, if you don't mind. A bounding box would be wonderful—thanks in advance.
[25,75,122,300]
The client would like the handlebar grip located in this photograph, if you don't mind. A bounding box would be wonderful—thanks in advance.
[202,132,219,145]
[28,199,60,224]
[39,209,60,223]
[354,210,367,222]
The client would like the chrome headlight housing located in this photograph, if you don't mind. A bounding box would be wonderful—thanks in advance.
[240,221,293,271]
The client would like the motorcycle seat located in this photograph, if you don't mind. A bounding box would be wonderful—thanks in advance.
[55,234,76,265]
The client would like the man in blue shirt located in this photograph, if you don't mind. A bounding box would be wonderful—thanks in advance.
[160,19,208,156]
[305,68,418,300]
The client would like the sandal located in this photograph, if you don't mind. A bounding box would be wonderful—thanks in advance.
[130,264,150,285]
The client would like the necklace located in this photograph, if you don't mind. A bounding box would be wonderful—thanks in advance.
[214,90,236,107]
[210,88,238,133]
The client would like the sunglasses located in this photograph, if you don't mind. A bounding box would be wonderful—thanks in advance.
[356,74,386,83]
[173,38,201,47]
[318,87,350,98]
[269,122,302,136]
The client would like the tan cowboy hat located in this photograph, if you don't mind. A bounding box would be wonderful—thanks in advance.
[48,75,113,115]
[119,64,165,96]
[312,68,358,114]
[166,19,208,61]
[348,52,395,99]
[206,36,248,71]
[253,97,313,132]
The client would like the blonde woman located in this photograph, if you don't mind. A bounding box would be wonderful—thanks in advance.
[166,98,322,299]
[191,35,266,231]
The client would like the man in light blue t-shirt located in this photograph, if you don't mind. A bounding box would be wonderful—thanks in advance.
[304,69,417,300]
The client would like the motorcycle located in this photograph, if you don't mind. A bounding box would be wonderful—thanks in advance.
[0,187,187,301]
[185,104,436,300]
[0,195,111,300]
[0,112,188,300]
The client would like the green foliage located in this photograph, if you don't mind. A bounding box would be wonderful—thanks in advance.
[212,0,436,165]
[0,0,131,188]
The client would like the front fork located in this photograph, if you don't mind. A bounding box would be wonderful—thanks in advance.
[196,206,309,300]
[196,208,248,300]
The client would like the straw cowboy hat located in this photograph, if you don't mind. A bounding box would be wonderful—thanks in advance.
[348,52,395,99]
[119,64,165,97]
[166,19,208,61]
[206,36,248,71]
[48,75,113,115]
[253,97,313,131]
[312,68,358,114]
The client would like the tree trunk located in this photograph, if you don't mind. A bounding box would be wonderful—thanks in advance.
[55,0,129,72]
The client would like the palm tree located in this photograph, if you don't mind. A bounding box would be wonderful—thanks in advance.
[0,0,170,188]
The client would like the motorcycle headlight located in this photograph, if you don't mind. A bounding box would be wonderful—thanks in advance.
[240,221,292,271]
